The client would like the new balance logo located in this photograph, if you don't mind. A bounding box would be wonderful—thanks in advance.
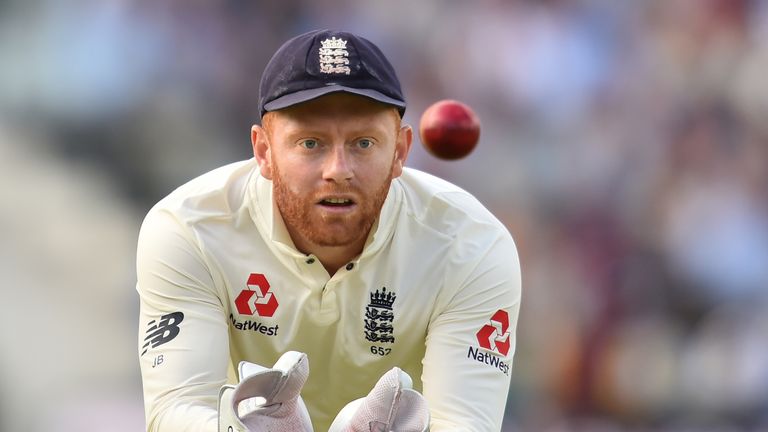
[142,311,184,356]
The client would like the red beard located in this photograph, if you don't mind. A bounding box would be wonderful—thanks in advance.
[272,165,393,248]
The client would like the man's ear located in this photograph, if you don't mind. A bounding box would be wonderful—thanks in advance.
[252,124,273,180]
[392,125,413,178]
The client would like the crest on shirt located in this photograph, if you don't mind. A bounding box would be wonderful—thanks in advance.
[319,37,351,75]
[364,287,395,343]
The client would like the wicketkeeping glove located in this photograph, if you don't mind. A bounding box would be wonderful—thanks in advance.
[218,351,313,432]
[328,367,430,432]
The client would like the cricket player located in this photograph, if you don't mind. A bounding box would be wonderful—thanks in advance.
[137,29,521,431]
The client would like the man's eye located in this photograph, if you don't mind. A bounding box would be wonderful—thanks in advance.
[301,139,318,149]
[357,139,373,149]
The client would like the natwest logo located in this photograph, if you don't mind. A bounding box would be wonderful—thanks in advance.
[235,273,278,317]
[475,310,511,356]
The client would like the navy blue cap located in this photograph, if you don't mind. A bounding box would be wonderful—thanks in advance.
[258,29,406,118]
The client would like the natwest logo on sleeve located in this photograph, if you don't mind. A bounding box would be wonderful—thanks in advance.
[475,309,511,355]
[235,273,278,317]
[468,309,512,375]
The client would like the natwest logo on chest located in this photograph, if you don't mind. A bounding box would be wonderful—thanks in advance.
[235,273,278,317]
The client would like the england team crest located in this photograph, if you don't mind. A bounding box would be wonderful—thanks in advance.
[319,37,351,75]
[364,287,395,343]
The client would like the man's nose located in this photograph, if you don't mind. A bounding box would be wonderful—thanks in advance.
[323,144,354,182]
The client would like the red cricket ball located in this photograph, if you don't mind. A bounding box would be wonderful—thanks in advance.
[419,99,481,160]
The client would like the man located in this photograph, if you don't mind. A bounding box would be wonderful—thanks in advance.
[137,29,521,431]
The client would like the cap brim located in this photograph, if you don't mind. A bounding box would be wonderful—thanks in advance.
[263,85,406,115]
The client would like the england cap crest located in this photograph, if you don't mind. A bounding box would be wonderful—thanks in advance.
[258,29,406,118]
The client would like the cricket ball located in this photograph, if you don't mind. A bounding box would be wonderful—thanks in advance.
[419,99,480,160]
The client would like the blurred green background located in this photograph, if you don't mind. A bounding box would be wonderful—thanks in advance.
[2,0,768,431]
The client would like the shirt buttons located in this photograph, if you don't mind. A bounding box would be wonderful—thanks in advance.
[306,258,315,264]
[345,263,354,271]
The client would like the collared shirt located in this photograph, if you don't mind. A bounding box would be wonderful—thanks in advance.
[137,159,521,431]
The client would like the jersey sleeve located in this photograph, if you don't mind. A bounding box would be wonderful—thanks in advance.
[136,207,230,432]
[422,228,521,431]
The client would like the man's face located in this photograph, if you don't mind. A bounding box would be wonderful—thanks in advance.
[253,93,411,250]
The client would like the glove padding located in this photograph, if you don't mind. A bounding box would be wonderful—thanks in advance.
[328,367,430,432]
[219,351,313,432]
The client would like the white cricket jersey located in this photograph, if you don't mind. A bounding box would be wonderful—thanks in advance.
[137,159,521,432]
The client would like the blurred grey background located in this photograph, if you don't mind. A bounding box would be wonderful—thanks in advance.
[1,0,768,431]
